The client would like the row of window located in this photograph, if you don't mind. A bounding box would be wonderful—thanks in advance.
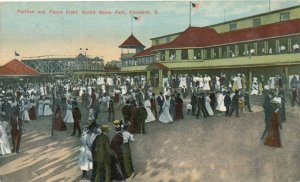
[122,35,299,67]
[229,12,290,31]
[157,36,299,61]
[122,56,155,67]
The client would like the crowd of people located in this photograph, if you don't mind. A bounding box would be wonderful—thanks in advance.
[0,73,299,181]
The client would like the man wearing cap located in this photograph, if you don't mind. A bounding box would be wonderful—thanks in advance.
[91,124,114,182]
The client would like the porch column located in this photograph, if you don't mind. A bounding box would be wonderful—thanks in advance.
[159,69,163,88]
[147,71,151,85]
[167,70,171,79]
[248,71,252,92]
[284,67,289,90]
[288,37,292,52]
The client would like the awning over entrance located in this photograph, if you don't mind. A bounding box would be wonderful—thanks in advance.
[146,62,169,70]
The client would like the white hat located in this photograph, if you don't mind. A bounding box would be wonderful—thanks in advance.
[264,85,270,90]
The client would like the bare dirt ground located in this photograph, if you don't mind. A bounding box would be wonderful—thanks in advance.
[1,101,300,182]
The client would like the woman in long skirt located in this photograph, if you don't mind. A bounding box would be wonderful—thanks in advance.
[38,97,44,116]
[121,124,135,179]
[0,120,11,155]
[264,111,282,148]
[205,94,214,116]
[159,95,173,123]
[64,104,74,124]
[29,100,36,120]
[78,125,94,180]
[144,98,156,123]
[54,105,67,131]
[43,98,53,116]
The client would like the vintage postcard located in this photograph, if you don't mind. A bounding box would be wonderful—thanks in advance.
[0,0,300,182]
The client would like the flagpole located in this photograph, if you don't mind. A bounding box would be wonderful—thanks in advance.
[189,1,191,27]
[131,15,133,35]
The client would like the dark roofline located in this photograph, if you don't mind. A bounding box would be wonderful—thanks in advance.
[150,31,182,40]
[207,5,300,27]
[150,5,300,41]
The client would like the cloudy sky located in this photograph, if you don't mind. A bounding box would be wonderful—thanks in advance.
[0,0,299,65]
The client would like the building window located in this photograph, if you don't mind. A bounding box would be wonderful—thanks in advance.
[155,39,159,45]
[181,49,188,60]
[229,23,237,31]
[166,37,171,43]
[194,49,201,59]
[169,50,176,61]
[160,51,165,61]
[280,12,289,22]
[253,18,261,27]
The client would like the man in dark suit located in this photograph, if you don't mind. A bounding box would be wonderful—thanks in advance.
[91,124,115,182]
[224,91,232,116]
[156,92,165,116]
[136,102,148,134]
[244,90,253,112]
[196,93,209,119]
[229,90,240,117]
[10,107,23,153]
[181,85,188,99]
[71,103,82,136]
[122,100,131,123]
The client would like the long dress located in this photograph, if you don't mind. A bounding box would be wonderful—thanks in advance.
[78,129,93,171]
[128,106,138,133]
[54,108,67,131]
[22,104,31,122]
[203,76,211,90]
[175,97,184,119]
[216,93,226,112]
[0,121,11,155]
[110,132,125,181]
[121,131,134,179]
[64,104,74,123]
[38,100,44,116]
[43,100,53,116]
[145,100,156,123]
[264,112,282,148]
[159,100,173,123]
[29,102,37,120]
[205,96,214,116]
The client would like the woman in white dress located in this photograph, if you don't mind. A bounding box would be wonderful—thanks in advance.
[38,97,44,116]
[216,92,226,112]
[43,98,53,116]
[0,120,11,155]
[159,95,173,123]
[205,94,214,116]
[145,97,156,123]
[22,101,31,122]
[64,104,74,123]
[78,126,94,180]
[203,75,211,91]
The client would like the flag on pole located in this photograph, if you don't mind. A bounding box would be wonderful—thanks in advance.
[192,2,200,9]
[15,51,20,56]
[133,16,143,22]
